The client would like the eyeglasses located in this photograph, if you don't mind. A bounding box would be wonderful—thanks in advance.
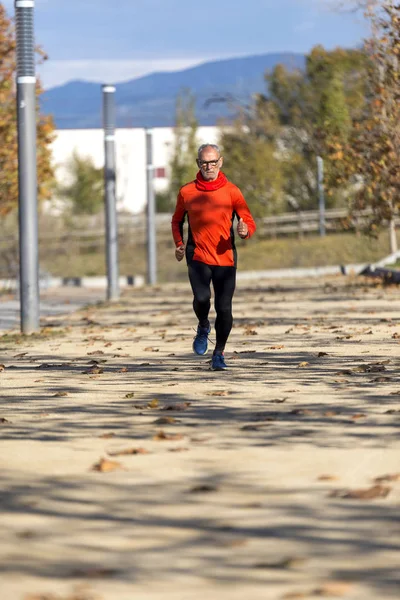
[197,159,221,168]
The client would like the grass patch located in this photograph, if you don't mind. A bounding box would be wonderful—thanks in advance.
[0,328,67,345]
[37,230,396,282]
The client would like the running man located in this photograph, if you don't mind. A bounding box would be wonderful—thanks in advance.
[171,143,256,370]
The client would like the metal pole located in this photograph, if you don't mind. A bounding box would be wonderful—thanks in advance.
[317,155,326,237]
[15,0,39,334]
[146,129,157,285]
[102,85,119,301]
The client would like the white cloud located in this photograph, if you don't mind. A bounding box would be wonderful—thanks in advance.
[37,58,208,89]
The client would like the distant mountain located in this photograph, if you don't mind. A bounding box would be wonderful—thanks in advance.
[41,53,306,129]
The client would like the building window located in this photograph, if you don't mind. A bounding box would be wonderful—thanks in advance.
[155,167,166,178]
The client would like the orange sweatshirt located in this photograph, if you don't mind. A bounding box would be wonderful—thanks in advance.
[171,175,256,267]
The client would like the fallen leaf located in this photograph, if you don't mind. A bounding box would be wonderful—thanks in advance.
[207,390,230,396]
[91,458,124,472]
[317,351,329,357]
[0,417,10,423]
[148,398,160,409]
[317,475,339,481]
[189,484,218,493]
[161,402,191,411]
[87,350,105,356]
[312,580,354,596]
[298,362,309,368]
[82,367,103,375]
[71,567,120,578]
[268,345,285,350]
[373,473,400,483]
[144,347,159,352]
[124,392,134,398]
[253,556,307,569]
[153,430,184,441]
[329,484,391,500]
[153,416,176,425]
[241,423,272,430]
[107,447,149,456]
[98,433,115,439]
[0,364,5,372]
[270,397,288,403]
[117,367,128,373]
[290,408,313,416]
[53,391,68,397]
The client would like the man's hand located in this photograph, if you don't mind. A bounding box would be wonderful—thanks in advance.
[237,218,248,239]
[175,244,185,262]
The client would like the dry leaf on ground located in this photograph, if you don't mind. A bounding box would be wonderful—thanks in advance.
[254,556,307,569]
[153,417,176,424]
[107,447,149,456]
[312,580,354,596]
[189,484,218,493]
[90,458,124,472]
[373,473,400,483]
[161,402,191,411]
[329,484,391,500]
[153,430,184,441]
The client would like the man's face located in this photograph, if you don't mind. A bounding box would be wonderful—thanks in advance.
[197,147,223,181]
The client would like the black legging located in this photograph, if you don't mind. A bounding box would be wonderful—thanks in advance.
[188,260,236,353]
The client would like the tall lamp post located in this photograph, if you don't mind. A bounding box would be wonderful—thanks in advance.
[15,0,39,333]
[102,85,119,301]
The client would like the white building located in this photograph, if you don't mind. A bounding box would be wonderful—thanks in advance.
[51,126,220,214]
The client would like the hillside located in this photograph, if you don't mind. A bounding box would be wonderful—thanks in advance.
[41,52,305,129]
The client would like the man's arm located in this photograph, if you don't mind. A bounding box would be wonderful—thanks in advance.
[171,192,186,260]
[233,188,256,239]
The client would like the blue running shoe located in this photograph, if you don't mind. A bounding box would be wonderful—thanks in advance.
[193,324,211,355]
[211,352,227,371]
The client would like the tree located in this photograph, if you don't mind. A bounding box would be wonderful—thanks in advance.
[169,89,198,204]
[328,1,400,250]
[57,151,104,215]
[220,98,284,218]
[0,3,55,215]
[265,46,368,210]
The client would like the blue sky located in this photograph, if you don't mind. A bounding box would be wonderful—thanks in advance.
[3,0,368,89]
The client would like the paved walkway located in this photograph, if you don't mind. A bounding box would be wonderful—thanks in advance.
[0,275,399,600]
[0,288,106,332]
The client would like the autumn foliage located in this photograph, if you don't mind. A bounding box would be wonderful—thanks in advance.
[0,3,54,216]
[327,2,400,231]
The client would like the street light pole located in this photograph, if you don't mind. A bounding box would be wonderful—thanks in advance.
[15,0,39,333]
[317,156,326,237]
[102,85,119,301]
[145,129,157,285]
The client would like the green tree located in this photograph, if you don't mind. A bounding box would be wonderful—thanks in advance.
[265,46,368,210]
[0,2,55,215]
[58,151,104,215]
[169,89,198,204]
[329,1,400,250]
[220,98,284,218]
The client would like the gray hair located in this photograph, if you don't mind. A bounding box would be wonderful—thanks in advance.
[197,143,221,159]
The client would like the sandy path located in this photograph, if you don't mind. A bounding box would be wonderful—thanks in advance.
[0,275,399,600]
